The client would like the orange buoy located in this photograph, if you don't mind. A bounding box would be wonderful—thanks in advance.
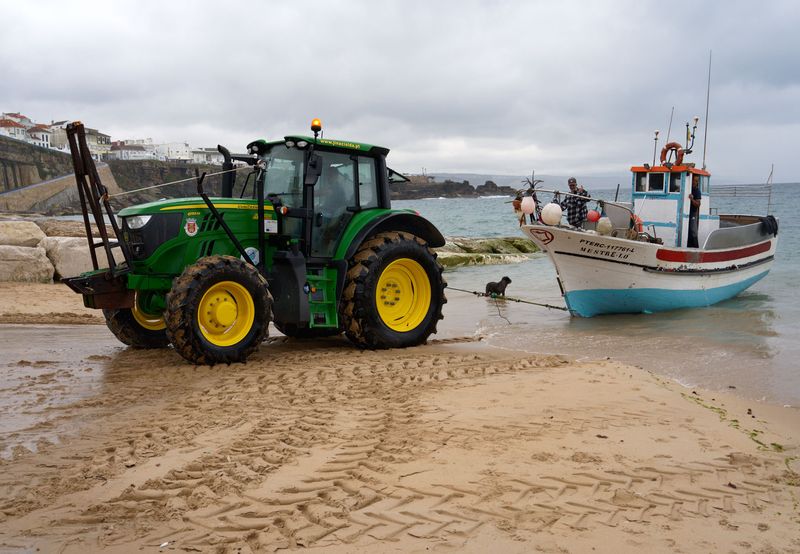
[660,142,684,165]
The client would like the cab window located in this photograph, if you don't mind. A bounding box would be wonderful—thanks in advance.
[358,156,379,209]
[311,151,356,257]
[264,147,304,208]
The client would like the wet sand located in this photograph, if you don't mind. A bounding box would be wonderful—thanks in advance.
[1,284,799,553]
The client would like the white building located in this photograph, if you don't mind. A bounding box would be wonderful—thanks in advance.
[0,118,28,141]
[26,125,52,148]
[155,141,192,162]
[2,112,34,128]
[108,142,157,161]
[191,147,224,165]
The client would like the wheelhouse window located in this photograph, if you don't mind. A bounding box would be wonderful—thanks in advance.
[669,172,681,193]
[635,172,647,192]
[648,173,665,192]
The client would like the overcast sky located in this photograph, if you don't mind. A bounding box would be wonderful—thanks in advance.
[2,0,798,183]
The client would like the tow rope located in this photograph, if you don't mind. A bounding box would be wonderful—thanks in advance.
[110,165,252,198]
[446,286,568,311]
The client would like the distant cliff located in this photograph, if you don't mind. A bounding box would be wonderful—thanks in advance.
[390,177,517,200]
[105,160,250,209]
[0,135,74,193]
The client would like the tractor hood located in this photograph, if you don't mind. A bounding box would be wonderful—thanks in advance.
[118,197,274,217]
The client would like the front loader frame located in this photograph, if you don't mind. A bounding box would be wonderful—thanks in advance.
[62,122,134,309]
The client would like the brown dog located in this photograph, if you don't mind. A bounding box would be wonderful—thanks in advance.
[485,276,512,296]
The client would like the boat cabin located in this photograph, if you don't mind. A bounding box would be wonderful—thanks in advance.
[629,163,715,247]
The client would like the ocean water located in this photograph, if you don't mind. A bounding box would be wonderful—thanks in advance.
[394,182,800,406]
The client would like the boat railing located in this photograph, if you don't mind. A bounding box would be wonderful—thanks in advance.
[517,186,636,219]
[711,183,773,215]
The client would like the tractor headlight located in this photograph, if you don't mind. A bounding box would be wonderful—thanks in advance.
[126,215,152,229]
[285,140,296,148]
[296,140,308,148]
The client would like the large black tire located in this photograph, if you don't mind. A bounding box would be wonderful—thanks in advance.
[103,303,170,349]
[274,322,342,339]
[164,255,272,365]
[341,231,446,349]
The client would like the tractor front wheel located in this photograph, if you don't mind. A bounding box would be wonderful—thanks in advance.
[341,231,446,349]
[103,293,169,349]
[164,255,272,365]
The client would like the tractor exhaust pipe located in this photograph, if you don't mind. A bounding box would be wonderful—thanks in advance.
[218,144,234,197]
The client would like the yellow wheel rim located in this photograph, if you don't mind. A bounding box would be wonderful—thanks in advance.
[375,258,431,332]
[132,294,166,331]
[197,281,255,347]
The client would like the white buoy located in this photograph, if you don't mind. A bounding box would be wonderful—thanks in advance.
[520,196,536,215]
[596,216,613,235]
[541,203,562,226]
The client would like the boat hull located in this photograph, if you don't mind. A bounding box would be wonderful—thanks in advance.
[521,224,776,317]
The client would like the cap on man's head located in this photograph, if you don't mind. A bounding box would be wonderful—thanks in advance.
[568,177,577,186]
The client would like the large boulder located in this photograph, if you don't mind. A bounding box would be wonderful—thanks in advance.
[36,219,114,238]
[41,236,124,280]
[0,220,47,247]
[0,245,54,283]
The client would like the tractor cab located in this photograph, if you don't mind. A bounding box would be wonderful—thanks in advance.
[244,134,392,259]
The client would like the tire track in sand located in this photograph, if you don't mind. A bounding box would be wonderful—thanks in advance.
[0,342,794,552]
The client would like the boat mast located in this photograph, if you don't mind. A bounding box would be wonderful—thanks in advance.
[702,50,712,170]
[665,106,674,143]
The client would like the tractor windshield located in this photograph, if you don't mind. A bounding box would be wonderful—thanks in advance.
[263,146,304,208]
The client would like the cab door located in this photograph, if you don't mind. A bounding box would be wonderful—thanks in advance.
[311,152,356,258]
[311,152,380,258]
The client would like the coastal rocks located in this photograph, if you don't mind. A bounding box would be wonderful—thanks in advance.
[36,219,115,239]
[41,237,113,279]
[0,219,117,282]
[390,179,516,200]
[435,236,539,268]
[0,220,46,247]
[0,245,53,283]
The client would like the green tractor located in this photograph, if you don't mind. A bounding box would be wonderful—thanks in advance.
[64,119,447,364]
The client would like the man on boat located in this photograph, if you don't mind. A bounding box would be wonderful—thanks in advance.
[688,174,702,247]
[561,177,591,228]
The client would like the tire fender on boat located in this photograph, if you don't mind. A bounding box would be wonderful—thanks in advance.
[660,142,684,165]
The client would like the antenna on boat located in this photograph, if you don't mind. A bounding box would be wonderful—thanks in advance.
[766,164,774,214]
[665,106,674,143]
[652,129,660,167]
[701,50,712,169]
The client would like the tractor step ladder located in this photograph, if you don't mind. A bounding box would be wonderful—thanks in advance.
[65,122,130,273]
[307,267,338,327]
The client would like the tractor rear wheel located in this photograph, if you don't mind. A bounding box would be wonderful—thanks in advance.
[274,322,341,339]
[341,231,446,349]
[164,255,272,365]
[103,293,169,348]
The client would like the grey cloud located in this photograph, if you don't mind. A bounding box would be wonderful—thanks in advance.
[1,0,797,182]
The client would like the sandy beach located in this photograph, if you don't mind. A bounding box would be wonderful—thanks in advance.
[1,283,799,553]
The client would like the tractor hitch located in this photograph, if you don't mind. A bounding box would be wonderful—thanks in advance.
[63,269,134,310]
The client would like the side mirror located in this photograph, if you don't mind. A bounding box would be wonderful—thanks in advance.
[304,152,322,186]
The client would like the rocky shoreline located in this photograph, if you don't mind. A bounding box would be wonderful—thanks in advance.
[0,218,538,282]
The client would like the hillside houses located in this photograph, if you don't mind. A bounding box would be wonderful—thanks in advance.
[0,111,223,165]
